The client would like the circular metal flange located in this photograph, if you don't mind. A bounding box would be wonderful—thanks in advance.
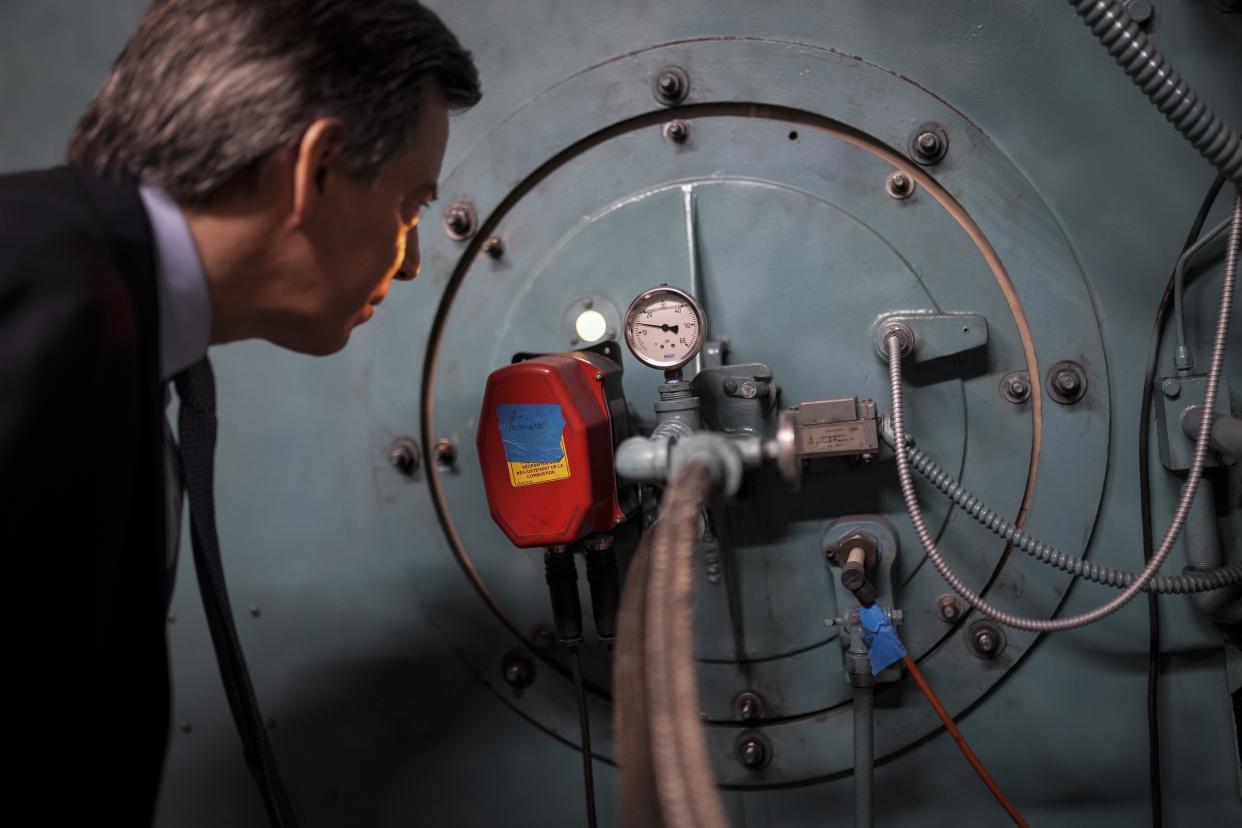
[399,37,1110,787]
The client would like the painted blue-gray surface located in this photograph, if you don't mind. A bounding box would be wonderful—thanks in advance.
[2,1,1242,826]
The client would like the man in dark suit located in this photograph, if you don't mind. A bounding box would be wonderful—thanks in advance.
[0,2,479,824]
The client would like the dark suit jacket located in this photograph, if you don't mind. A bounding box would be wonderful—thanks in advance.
[0,167,169,825]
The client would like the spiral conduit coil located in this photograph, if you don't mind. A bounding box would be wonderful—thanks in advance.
[879,425,1242,594]
[1069,1,1242,187]
[886,192,1241,631]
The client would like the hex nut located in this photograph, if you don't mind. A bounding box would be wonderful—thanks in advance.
[967,622,1005,660]
[936,594,963,623]
[653,67,689,105]
[388,437,422,475]
[910,122,949,165]
[1001,371,1031,404]
[664,120,690,144]
[1046,361,1087,405]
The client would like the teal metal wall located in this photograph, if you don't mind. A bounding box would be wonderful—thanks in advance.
[3,1,1242,825]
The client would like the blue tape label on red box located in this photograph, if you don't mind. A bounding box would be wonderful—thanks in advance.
[497,403,566,463]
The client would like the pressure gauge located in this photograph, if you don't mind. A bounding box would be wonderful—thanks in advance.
[623,285,707,371]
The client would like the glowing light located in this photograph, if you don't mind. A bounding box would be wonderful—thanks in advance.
[575,309,607,343]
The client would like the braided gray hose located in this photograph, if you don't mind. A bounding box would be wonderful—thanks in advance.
[887,191,1241,631]
[879,425,1242,594]
[1069,1,1242,186]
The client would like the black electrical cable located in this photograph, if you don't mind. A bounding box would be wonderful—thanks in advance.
[1138,172,1226,828]
[570,647,599,828]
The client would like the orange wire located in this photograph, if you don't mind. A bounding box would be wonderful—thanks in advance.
[901,655,1030,828]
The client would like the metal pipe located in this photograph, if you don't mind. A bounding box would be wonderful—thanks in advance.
[885,191,1242,631]
[853,681,874,828]
[1183,408,1242,459]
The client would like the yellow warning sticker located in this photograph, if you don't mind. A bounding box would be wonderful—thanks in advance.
[507,437,571,487]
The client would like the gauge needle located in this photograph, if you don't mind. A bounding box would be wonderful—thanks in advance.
[635,322,680,333]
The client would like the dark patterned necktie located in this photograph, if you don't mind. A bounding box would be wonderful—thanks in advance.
[175,358,299,827]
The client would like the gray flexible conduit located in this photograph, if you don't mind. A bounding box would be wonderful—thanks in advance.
[616,461,729,828]
[1069,1,1242,187]
[887,191,1242,631]
[879,425,1242,594]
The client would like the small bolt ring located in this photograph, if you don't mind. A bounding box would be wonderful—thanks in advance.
[1000,371,1031,404]
[1045,360,1087,405]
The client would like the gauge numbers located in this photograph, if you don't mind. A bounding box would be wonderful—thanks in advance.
[623,285,707,370]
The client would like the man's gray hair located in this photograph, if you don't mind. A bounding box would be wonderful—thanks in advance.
[68,0,480,206]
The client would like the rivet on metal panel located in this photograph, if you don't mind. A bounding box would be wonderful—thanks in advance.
[886,171,915,200]
[910,122,949,165]
[652,66,689,105]
[1001,371,1031,404]
[1161,377,1182,398]
[442,201,477,241]
[663,119,690,144]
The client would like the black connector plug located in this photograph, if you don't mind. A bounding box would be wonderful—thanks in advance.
[583,536,620,643]
[544,546,583,646]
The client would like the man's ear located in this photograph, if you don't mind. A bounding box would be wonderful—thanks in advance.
[291,118,348,225]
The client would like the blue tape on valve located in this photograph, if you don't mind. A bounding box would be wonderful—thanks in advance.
[497,403,566,463]
[859,604,907,674]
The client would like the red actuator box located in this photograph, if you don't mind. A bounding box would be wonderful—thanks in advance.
[477,353,625,548]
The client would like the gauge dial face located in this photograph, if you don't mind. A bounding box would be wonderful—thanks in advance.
[623,286,706,370]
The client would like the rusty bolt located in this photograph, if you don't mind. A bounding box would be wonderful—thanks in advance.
[664,120,690,144]
[653,67,689,105]
[483,236,505,259]
[735,691,764,722]
[1001,372,1031,404]
[1053,370,1079,395]
[936,594,963,623]
[910,123,948,165]
[433,438,457,468]
[887,171,914,199]
[968,622,1005,660]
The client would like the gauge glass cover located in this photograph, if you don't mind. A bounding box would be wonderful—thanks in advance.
[623,286,706,369]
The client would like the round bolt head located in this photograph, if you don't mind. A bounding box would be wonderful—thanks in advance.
[735,691,764,721]
[886,171,915,199]
[740,381,759,399]
[180,722,193,734]
[388,437,421,475]
[248,605,261,618]
[501,650,536,689]
[433,438,457,468]
[658,73,680,95]
[483,236,505,259]
[1126,0,1155,25]
[918,132,939,153]
[737,736,768,769]
[664,120,690,144]
[1161,377,1182,398]
[967,622,1005,659]
[936,594,962,622]
[652,66,689,105]
[1054,370,1079,393]
[723,379,740,394]
[443,202,477,241]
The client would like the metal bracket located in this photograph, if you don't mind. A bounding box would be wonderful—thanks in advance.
[822,516,902,684]
[1155,373,1232,472]
[872,311,988,363]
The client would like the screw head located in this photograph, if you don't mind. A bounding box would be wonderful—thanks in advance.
[1126,0,1155,26]
[735,691,764,722]
[1161,377,1182,398]
[664,119,690,144]
[723,379,740,394]
[483,236,505,259]
[739,381,759,399]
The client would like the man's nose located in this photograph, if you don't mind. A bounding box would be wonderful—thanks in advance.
[394,228,421,281]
